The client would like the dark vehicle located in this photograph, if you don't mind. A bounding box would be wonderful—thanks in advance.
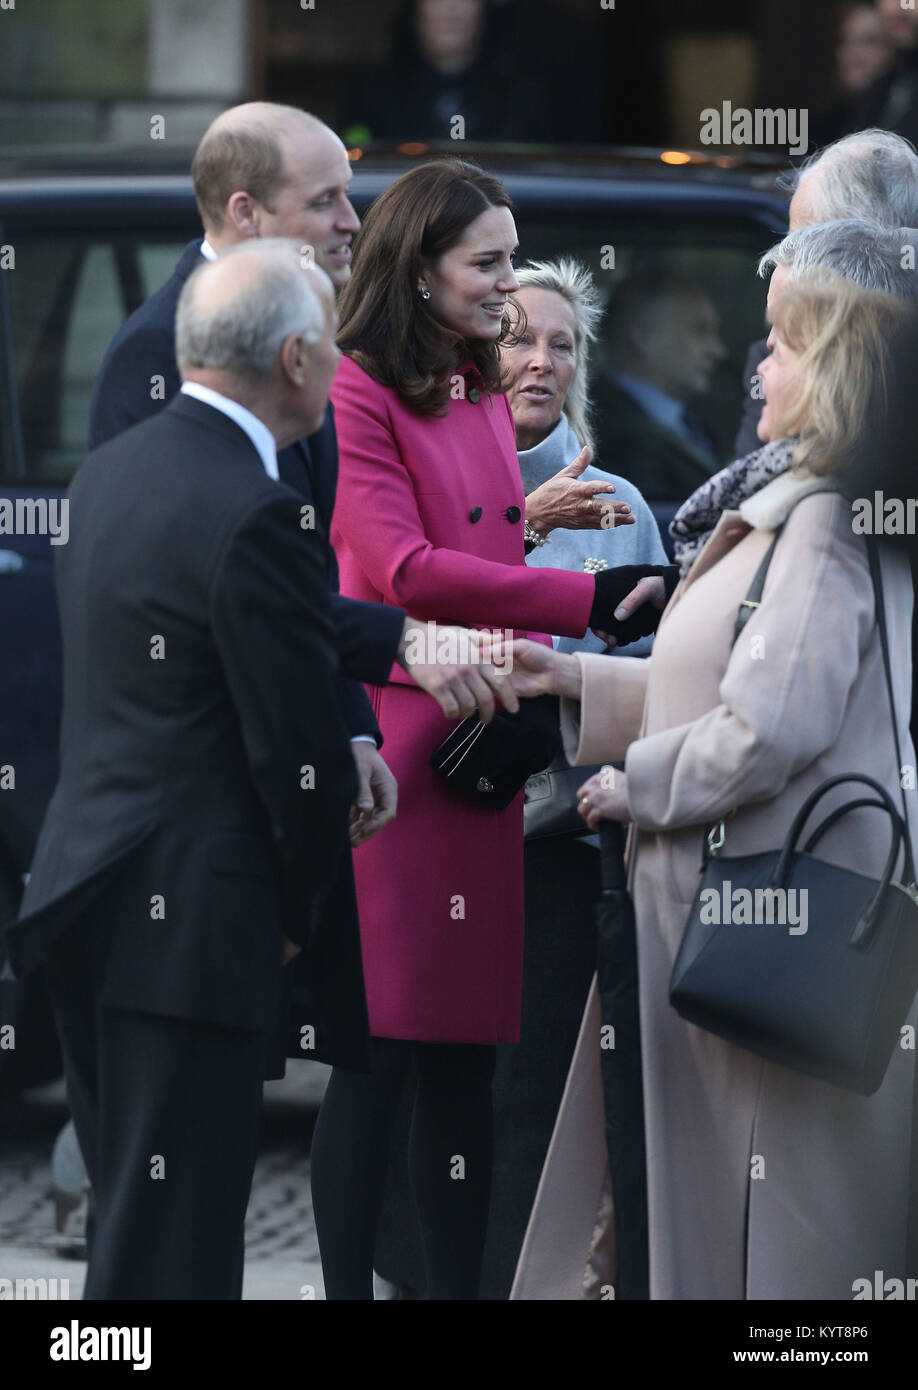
[0,144,788,1089]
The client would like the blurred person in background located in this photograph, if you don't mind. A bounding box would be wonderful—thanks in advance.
[507,276,918,1300]
[353,0,543,144]
[846,0,918,146]
[348,0,600,145]
[811,3,896,147]
[592,271,726,505]
[838,1,897,94]
[733,127,918,458]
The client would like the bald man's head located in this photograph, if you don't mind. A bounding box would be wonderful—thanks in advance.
[191,102,361,287]
[787,128,918,230]
[177,239,330,377]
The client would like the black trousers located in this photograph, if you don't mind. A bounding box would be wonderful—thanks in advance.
[311,1036,496,1300]
[372,837,599,1299]
[45,876,269,1300]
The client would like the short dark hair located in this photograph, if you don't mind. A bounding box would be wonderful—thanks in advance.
[604,270,707,347]
[336,158,519,415]
[191,107,313,231]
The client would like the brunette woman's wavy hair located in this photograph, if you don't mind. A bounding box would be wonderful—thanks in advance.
[336,159,522,414]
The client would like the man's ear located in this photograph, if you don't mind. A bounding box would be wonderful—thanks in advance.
[279,333,308,387]
[224,190,261,239]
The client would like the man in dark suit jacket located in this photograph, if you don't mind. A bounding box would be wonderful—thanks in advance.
[5,245,359,1299]
[89,104,401,1073]
[89,103,401,844]
[86,104,529,1075]
[593,271,725,507]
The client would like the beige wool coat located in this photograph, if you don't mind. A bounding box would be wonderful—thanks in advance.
[511,470,918,1301]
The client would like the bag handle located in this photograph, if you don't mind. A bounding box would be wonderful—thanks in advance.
[802,797,891,853]
[730,487,838,649]
[704,489,834,859]
[770,773,905,947]
[708,491,917,888]
[732,533,779,646]
[866,537,917,886]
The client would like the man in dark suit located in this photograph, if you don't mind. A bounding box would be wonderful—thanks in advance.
[89,104,403,1073]
[89,104,400,863]
[5,245,358,1300]
[87,101,534,1078]
[593,271,725,506]
[9,242,516,1300]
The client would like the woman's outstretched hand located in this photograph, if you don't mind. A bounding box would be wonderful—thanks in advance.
[525,447,634,536]
[493,638,583,701]
[577,768,631,829]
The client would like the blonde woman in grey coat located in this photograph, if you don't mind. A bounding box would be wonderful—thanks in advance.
[479,259,666,1299]
[504,274,918,1300]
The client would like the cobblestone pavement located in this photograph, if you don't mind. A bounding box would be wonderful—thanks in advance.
[0,1062,332,1299]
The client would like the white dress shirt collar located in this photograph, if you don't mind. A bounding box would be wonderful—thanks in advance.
[179,381,279,480]
[200,238,218,262]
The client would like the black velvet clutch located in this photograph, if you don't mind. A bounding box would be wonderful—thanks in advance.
[430,695,561,811]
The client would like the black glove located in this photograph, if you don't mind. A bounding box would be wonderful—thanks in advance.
[589,564,678,645]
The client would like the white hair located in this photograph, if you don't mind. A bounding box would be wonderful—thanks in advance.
[757,219,918,303]
[176,238,329,379]
[512,258,603,453]
[783,128,918,227]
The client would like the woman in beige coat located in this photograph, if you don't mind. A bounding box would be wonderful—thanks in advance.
[504,275,918,1300]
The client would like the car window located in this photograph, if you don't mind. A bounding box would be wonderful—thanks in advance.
[510,214,777,477]
[6,237,188,483]
[2,206,780,496]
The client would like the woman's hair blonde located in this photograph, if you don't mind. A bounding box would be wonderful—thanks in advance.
[511,258,603,454]
[768,271,912,476]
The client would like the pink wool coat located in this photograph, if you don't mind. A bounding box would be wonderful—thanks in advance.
[512,472,918,1300]
[330,355,595,1043]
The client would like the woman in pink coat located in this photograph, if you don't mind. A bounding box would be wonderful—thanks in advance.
[308,158,670,1300]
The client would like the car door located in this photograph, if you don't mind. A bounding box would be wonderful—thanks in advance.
[0,211,191,1089]
[0,222,191,870]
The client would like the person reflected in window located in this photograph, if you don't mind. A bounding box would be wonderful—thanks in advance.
[592,272,726,506]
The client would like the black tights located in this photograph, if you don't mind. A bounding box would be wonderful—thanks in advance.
[310,1036,496,1300]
